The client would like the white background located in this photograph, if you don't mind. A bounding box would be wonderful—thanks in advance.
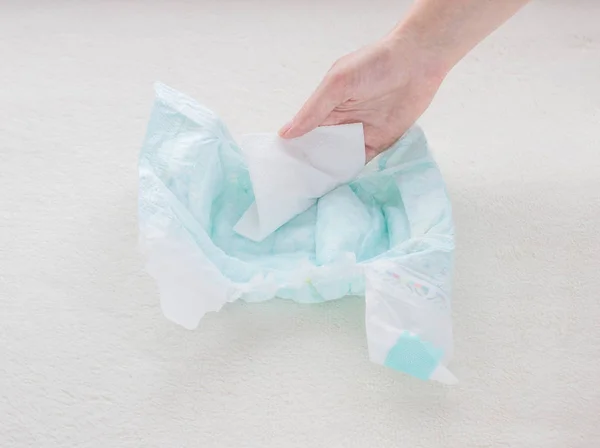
[1,1,599,447]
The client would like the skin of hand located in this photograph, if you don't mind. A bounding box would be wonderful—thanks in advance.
[278,35,445,161]
[279,0,530,160]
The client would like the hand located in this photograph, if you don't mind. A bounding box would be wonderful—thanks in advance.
[278,34,447,161]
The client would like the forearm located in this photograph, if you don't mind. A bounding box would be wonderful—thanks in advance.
[389,0,530,75]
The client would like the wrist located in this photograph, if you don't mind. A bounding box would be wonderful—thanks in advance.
[384,24,456,82]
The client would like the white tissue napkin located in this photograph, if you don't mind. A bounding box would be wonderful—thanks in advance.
[234,123,366,242]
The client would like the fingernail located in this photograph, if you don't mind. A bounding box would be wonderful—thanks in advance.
[278,121,293,137]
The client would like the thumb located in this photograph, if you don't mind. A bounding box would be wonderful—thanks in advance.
[279,74,346,139]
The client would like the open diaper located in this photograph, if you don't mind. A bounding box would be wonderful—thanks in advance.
[138,83,456,383]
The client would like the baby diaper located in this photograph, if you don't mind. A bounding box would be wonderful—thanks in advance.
[138,83,456,383]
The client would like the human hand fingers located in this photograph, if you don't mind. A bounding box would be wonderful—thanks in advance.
[279,69,347,139]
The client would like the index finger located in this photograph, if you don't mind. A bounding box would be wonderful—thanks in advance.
[279,73,347,139]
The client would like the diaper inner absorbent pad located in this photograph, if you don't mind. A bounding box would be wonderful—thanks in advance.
[138,83,456,383]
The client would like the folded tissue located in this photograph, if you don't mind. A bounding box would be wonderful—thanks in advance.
[138,83,456,383]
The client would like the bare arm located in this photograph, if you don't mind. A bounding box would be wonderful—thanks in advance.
[280,0,530,159]
[394,0,530,71]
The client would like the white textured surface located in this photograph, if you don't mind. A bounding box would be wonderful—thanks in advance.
[1,1,599,447]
